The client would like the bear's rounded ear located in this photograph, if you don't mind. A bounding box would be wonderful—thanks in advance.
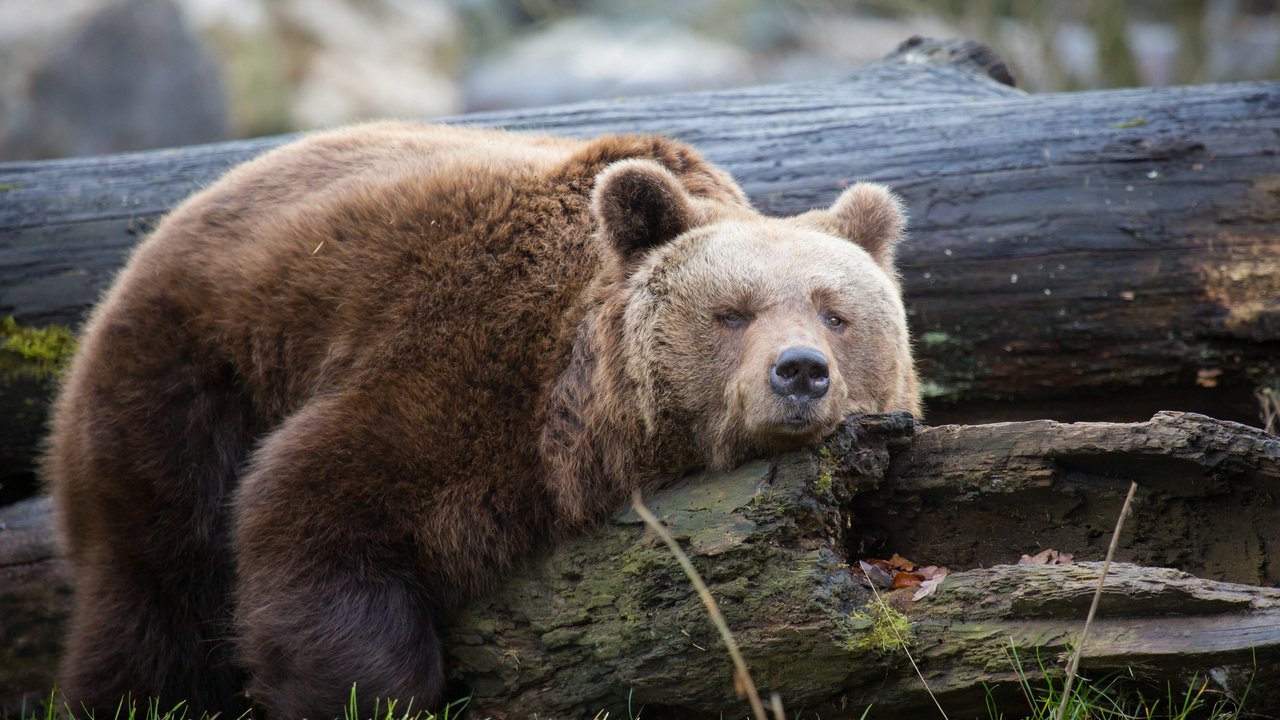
[818,182,908,269]
[591,159,694,261]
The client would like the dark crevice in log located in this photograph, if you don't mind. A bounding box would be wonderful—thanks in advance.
[924,381,1264,428]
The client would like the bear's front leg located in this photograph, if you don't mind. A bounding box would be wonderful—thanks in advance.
[231,398,449,718]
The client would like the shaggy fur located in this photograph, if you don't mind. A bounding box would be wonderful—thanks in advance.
[44,122,919,719]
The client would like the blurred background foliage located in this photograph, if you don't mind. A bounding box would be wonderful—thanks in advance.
[0,0,1276,160]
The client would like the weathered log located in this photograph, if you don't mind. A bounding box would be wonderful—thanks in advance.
[0,496,71,715]
[5,412,1278,716]
[1,36,1277,435]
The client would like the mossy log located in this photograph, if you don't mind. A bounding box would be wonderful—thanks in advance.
[1,38,1279,489]
[0,318,75,505]
[4,412,1278,717]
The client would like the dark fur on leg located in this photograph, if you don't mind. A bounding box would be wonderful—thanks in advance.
[237,571,447,718]
[47,295,257,717]
[231,396,463,716]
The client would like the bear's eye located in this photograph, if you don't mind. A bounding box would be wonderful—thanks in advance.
[719,312,750,329]
[824,314,846,331]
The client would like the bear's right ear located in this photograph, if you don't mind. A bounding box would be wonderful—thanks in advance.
[591,159,694,262]
[810,182,907,270]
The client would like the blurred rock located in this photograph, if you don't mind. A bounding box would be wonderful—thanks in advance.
[1203,2,1280,82]
[464,17,754,111]
[281,0,461,129]
[971,7,1278,92]
[0,0,228,160]
[175,0,462,136]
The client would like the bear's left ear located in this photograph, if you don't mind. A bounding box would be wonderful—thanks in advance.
[592,159,694,262]
[812,182,907,269]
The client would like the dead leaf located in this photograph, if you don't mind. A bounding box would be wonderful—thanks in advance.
[892,571,923,589]
[1018,549,1075,566]
[887,553,916,571]
[857,560,894,589]
[1020,549,1051,564]
[912,571,948,601]
[1197,368,1223,388]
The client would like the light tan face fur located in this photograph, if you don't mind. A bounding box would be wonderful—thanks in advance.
[622,215,917,469]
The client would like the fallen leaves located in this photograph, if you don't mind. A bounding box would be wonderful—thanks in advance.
[852,547,1078,601]
[1197,368,1223,388]
[853,554,949,601]
[1018,548,1075,566]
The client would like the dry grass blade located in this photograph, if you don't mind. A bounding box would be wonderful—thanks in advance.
[630,493,773,720]
[1053,480,1139,720]
[1258,386,1279,435]
[769,692,784,720]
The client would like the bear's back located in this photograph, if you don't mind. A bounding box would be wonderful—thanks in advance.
[103,124,613,424]
[50,123,752,534]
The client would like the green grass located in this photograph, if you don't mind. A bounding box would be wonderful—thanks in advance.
[13,686,466,720]
[15,693,203,720]
[13,671,1250,720]
[984,643,1252,720]
[339,685,467,720]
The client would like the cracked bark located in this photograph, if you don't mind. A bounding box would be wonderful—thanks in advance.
[4,412,1278,716]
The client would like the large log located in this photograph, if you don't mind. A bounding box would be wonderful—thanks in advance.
[5,412,1279,717]
[1,36,1277,431]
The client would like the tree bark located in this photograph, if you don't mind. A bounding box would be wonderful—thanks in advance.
[0,496,71,714]
[4,412,1278,717]
[1,36,1278,434]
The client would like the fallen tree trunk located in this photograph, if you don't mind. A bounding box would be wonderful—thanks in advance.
[1,37,1277,438]
[5,412,1279,716]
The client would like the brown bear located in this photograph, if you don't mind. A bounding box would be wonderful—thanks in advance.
[43,122,919,718]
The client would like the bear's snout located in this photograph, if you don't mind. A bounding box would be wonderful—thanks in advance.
[769,347,830,402]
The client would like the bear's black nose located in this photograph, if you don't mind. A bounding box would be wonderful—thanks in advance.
[769,347,830,401]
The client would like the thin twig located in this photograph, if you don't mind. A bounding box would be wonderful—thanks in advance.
[631,493,772,720]
[1053,481,1139,720]
[861,577,950,720]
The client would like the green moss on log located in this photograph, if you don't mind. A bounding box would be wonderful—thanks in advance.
[812,446,837,498]
[842,601,913,654]
[1,316,77,383]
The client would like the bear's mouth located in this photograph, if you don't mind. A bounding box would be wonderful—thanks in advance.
[780,415,814,430]
[773,406,827,434]
[755,414,835,454]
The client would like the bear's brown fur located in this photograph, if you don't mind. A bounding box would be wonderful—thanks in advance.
[44,122,919,718]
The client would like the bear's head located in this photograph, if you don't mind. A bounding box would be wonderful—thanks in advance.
[588,159,920,471]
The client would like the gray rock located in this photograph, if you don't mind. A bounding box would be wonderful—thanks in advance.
[464,17,755,111]
[173,0,462,135]
[278,0,461,129]
[0,0,228,160]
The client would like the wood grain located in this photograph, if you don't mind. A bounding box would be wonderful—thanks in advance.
[5,412,1278,716]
